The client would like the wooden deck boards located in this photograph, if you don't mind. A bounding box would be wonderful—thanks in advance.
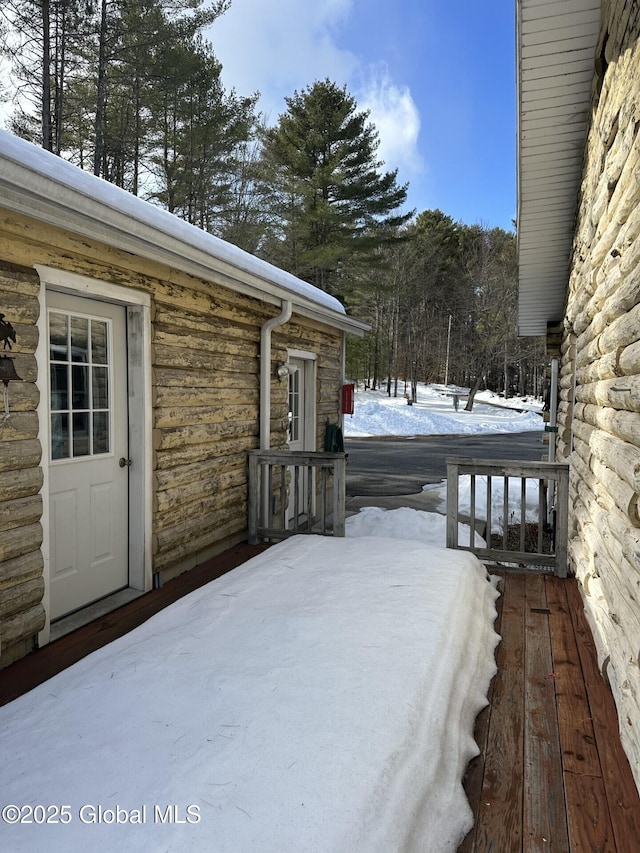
[523,575,568,850]
[1,551,639,851]
[462,571,640,852]
[468,573,525,852]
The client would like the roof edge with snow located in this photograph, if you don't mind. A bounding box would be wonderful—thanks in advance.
[0,131,368,336]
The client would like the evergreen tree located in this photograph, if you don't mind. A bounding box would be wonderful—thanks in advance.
[1,0,88,152]
[147,34,258,231]
[1,0,232,188]
[347,214,535,401]
[260,79,412,299]
[217,127,272,253]
[87,0,229,186]
[457,224,518,408]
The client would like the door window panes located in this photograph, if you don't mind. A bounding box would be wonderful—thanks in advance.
[51,413,70,460]
[92,367,109,409]
[70,317,89,362]
[48,310,113,460]
[72,365,89,409]
[49,313,68,361]
[72,412,90,456]
[91,321,108,364]
[50,364,68,411]
[93,411,109,454]
[288,368,300,443]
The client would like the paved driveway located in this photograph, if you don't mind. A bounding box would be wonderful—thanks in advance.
[345,431,546,497]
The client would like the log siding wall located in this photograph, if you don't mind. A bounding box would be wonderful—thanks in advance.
[560,0,640,787]
[0,211,344,667]
[0,265,45,665]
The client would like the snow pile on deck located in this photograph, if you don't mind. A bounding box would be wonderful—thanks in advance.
[0,535,499,853]
[346,502,486,546]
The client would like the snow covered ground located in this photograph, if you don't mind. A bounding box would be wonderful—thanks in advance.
[0,384,535,852]
[344,382,543,438]
[345,382,546,534]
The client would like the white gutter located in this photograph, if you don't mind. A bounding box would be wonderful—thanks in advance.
[260,301,293,450]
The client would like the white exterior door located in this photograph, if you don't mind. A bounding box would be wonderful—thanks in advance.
[287,357,314,524]
[47,291,129,619]
[287,358,305,454]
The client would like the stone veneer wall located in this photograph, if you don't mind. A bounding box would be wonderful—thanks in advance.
[559,0,640,788]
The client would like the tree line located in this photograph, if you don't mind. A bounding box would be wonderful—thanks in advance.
[0,0,545,403]
[349,211,545,406]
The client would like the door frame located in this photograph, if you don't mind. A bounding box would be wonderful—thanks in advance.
[286,349,317,526]
[287,349,317,452]
[35,265,153,645]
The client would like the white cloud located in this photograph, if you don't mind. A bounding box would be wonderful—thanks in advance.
[209,0,358,122]
[357,67,424,177]
[209,2,425,182]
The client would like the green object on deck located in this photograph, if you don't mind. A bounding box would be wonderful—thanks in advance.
[324,422,344,452]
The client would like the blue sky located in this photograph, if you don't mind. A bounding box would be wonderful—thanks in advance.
[210,0,516,231]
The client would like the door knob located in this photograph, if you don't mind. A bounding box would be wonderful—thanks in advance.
[119,457,132,468]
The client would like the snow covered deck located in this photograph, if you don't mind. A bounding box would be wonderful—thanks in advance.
[0,537,498,852]
[1,544,639,851]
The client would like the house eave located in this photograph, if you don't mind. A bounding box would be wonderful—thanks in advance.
[0,133,368,338]
[516,0,601,338]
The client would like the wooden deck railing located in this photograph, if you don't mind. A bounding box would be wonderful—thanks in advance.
[445,458,569,577]
[247,450,346,544]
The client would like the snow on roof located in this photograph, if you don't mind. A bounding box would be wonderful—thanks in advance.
[0,130,353,322]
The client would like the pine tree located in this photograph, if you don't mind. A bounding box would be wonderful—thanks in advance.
[88,0,230,187]
[1,0,88,152]
[147,34,257,231]
[458,224,518,408]
[1,0,233,190]
[260,79,412,300]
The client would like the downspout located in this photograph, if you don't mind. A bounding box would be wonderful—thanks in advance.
[260,300,293,450]
[259,300,292,530]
